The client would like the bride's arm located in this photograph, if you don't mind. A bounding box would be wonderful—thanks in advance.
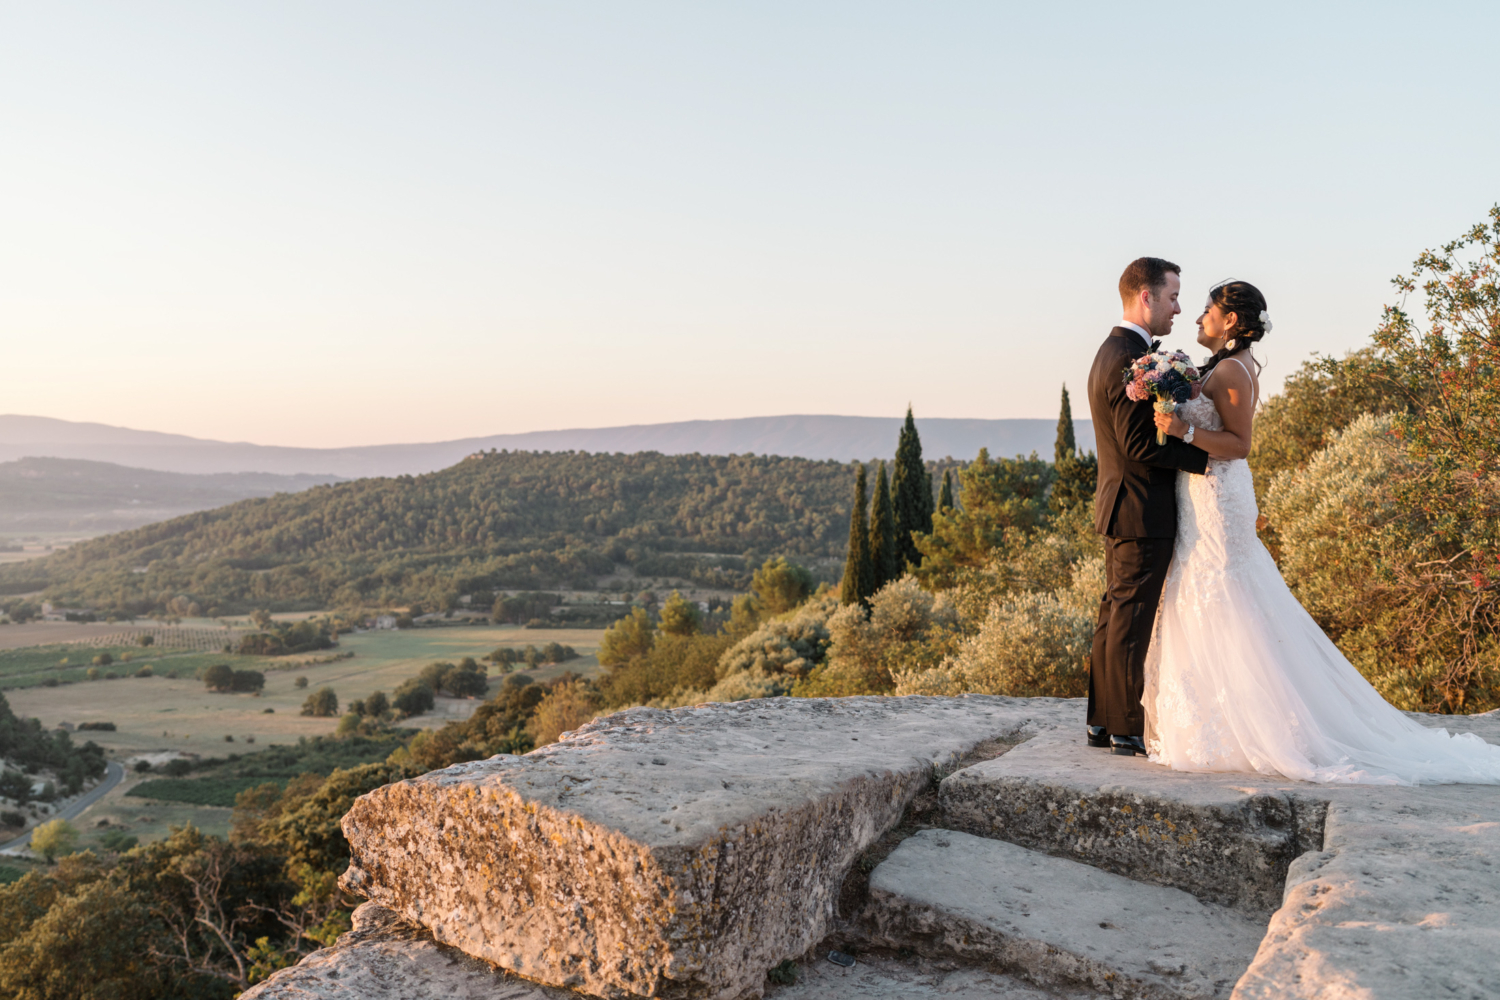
[1154,364,1254,460]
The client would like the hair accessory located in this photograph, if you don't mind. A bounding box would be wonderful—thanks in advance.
[1259,309,1273,333]
[1225,339,1237,350]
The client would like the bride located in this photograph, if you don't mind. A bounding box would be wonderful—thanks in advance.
[1146,279,1500,785]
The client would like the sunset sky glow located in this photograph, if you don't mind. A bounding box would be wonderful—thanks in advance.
[3,2,1497,447]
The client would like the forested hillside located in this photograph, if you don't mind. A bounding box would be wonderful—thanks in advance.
[0,450,861,615]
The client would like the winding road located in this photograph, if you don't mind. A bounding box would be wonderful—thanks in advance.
[0,760,126,854]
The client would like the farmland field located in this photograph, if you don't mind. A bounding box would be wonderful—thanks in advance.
[5,623,604,755]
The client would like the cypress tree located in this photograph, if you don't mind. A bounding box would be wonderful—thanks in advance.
[891,406,932,569]
[1055,385,1077,465]
[938,469,954,512]
[839,463,876,605]
[869,461,899,590]
[1051,384,1099,515]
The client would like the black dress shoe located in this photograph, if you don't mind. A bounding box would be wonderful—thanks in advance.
[1086,726,1110,748]
[1111,735,1146,756]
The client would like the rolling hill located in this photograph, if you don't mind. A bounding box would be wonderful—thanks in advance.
[0,414,1094,477]
[0,450,865,614]
[0,457,342,535]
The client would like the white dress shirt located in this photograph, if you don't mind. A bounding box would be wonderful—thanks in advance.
[1119,321,1154,350]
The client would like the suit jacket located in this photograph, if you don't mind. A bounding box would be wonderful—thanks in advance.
[1088,327,1209,538]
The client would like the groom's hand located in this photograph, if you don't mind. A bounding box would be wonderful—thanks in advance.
[1154,411,1190,439]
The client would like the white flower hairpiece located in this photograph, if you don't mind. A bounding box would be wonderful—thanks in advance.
[1259,309,1273,333]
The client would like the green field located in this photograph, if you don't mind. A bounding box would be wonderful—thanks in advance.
[127,734,406,806]
[6,623,605,755]
[0,644,273,690]
[128,776,273,807]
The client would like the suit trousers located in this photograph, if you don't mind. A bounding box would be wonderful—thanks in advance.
[1088,536,1175,737]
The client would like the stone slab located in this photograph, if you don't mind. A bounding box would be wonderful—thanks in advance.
[768,951,1096,999]
[863,829,1264,999]
[241,904,1092,1000]
[1232,783,1500,1000]
[240,903,577,999]
[940,728,1329,913]
[340,696,1077,1000]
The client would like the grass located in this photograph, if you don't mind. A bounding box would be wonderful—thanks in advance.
[76,796,233,848]
[128,777,276,807]
[126,734,407,806]
[4,624,597,754]
[0,644,265,690]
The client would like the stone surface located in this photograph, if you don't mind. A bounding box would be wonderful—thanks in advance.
[340,696,1076,1000]
[240,903,577,999]
[862,829,1264,999]
[1232,783,1500,1000]
[940,728,1327,913]
[767,951,1096,999]
[242,904,1093,1000]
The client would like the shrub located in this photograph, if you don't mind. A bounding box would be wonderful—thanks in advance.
[391,679,434,717]
[77,721,116,731]
[237,632,287,656]
[751,556,814,616]
[134,760,152,773]
[99,829,138,852]
[717,594,835,684]
[294,676,309,689]
[0,770,30,803]
[598,607,655,666]
[85,667,100,681]
[300,688,338,717]
[202,664,235,692]
[362,690,389,718]
[135,664,153,678]
[797,579,958,697]
[137,633,154,647]
[29,818,79,862]
[527,681,601,747]
[894,558,1103,698]
[231,669,266,693]
[92,653,113,667]
[0,809,23,828]
[658,591,702,636]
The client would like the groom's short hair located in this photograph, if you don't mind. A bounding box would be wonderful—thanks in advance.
[1119,257,1181,304]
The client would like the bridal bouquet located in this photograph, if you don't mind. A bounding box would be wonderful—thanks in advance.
[1124,350,1202,445]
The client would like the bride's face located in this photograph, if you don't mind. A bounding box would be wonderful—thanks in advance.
[1196,301,1239,352]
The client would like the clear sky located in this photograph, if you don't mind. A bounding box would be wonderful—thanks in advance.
[2,2,1496,448]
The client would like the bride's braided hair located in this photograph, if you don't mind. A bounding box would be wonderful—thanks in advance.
[1201,279,1268,376]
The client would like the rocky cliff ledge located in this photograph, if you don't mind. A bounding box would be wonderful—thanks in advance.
[244,697,1500,1000]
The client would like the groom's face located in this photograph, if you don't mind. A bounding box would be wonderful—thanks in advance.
[1145,273,1182,338]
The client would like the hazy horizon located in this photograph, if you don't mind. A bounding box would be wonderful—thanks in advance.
[3,3,1496,447]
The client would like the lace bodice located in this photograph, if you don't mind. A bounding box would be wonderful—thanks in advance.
[1173,388,1258,567]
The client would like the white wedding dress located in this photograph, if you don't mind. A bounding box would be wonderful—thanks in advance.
[1144,358,1500,785]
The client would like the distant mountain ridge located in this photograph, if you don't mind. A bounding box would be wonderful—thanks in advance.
[0,414,1095,478]
[0,456,343,536]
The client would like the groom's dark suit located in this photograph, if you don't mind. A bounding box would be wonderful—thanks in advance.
[1087,327,1208,737]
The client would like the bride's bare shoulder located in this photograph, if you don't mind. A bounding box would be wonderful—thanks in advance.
[1205,356,1254,402]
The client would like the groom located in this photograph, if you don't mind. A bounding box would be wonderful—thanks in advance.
[1086,257,1208,756]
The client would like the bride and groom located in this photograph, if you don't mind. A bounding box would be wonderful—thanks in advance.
[1085,257,1500,785]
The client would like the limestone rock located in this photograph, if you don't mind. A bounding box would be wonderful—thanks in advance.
[1232,783,1500,1000]
[863,829,1264,998]
[940,728,1326,913]
[339,696,1075,1000]
[240,902,575,999]
[242,903,1092,1000]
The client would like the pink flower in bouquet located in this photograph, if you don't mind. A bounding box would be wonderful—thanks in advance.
[1123,348,1203,443]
